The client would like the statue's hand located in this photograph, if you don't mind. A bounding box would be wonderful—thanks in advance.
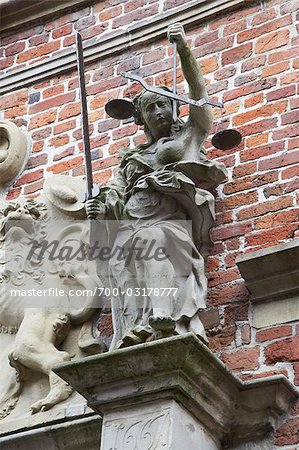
[167,23,186,49]
[85,198,105,220]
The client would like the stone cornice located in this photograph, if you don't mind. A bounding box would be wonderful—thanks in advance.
[0,0,91,33]
[0,0,245,95]
[54,333,298,448]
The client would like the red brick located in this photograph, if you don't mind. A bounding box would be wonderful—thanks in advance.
[43,85,64,99]
[29,92,75,114]
[17,41,61,63]
[47,156,83,174]
[280,0,299,14]
[237,15,291,44]
[211,222,252,241]
[232,101,287,126]
[28,110,57,130]
[264,179,299,198]
[63,35,75,47]
[214,65,236,81]
[282,164,299,180]
[1,25,43,45]
[237,196,293,220]
[245,224,298,247]
[221,192,259,212]
[113,4,158,28]
[223,172,278,195]
[143,47,166,65]
[32,141,44,153]
[272,125,299,141]
[89,134,109,150]
[49,135,69,148]
[208,326,236,352]
[109,138,130,155]
[92,156,120,172]
[58,102,81,120]
[24,180,44,195]
[244,93,264,109]
[52,24,72,39]
[31,128,51,141]
[245,132,268,148]
[112,124,138,140]
[4,106,26,119]
[234,72,257,87]
[93,168,112,187]
[194,31,219,47]
[14,169,44,187]
[268,47,299,65]
[223,78,276,102]
[259,150,299,171]
[53,146,75,162]
[5,41,25,56]
[256,325,293,343]
[241,55,266,73]
[81,23,108,40]
[29,34,49,46]
[0,90,28,109]
[275,418,299,446]
[99,4,121,20]
[124,0,143,13]
[54,119,76,135]
[281,71,299,85]
[194,36,234,59]
[251,8,276,26]
[254,209,299,230]
[281,110,299,126]
[240,118,278,137]
[295,363,299,385]
[222,43,253,66]
[199,308,220,329]
[221,348,260,371]
[256,29,290,53]
[262,61,290,78]
[267,84,296,102]
[233,162,257,178]
[209,5,260,30]
[288,137,299,150]
[6,188,21,200]
[223,19,247,37]
[74,16,96,31]
[26,153,48,169]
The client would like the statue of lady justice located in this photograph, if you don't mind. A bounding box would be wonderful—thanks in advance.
[87,23,227,349]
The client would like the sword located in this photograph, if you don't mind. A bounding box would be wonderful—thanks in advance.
[75,32,100,202]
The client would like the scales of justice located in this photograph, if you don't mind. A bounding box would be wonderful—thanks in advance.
[75,25,242,202]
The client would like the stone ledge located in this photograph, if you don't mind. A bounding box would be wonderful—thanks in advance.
[236,239,299,303]
[0,0,245,95]
[54,333,298,448]
[0,413,101,450]
[236,239,299,328]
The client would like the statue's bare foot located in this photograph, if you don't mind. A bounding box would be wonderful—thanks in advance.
[30,375,72,414]
[149,316,176,340]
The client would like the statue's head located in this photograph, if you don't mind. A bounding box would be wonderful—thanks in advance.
[133,87,180,140]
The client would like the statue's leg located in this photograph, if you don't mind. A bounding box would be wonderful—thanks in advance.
[132,228,177,339]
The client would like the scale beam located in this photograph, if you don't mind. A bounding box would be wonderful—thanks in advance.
[121,71,223,108]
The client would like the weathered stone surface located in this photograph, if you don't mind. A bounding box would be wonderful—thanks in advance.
[236,239,299,327]
[54,333,298,448]
[0,120,28,187]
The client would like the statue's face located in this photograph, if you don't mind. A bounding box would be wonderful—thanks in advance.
[140,93,173,138]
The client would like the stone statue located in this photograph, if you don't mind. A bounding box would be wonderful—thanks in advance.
[0,176,105,419]
[86,23,227,350]
[0,120,28,187]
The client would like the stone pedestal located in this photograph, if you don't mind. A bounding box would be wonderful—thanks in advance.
[54,333,298,449]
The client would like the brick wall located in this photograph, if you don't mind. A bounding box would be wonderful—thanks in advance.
[0,0,298,446]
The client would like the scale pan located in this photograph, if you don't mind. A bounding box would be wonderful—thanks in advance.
[105,99,135,120]
[212,129,242,151]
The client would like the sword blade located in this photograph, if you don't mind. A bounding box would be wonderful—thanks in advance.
[76,32,93,201]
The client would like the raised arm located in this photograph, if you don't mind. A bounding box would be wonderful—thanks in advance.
[167,23,213,137]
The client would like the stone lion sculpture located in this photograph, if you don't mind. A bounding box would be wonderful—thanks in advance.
[0,197,104,418]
